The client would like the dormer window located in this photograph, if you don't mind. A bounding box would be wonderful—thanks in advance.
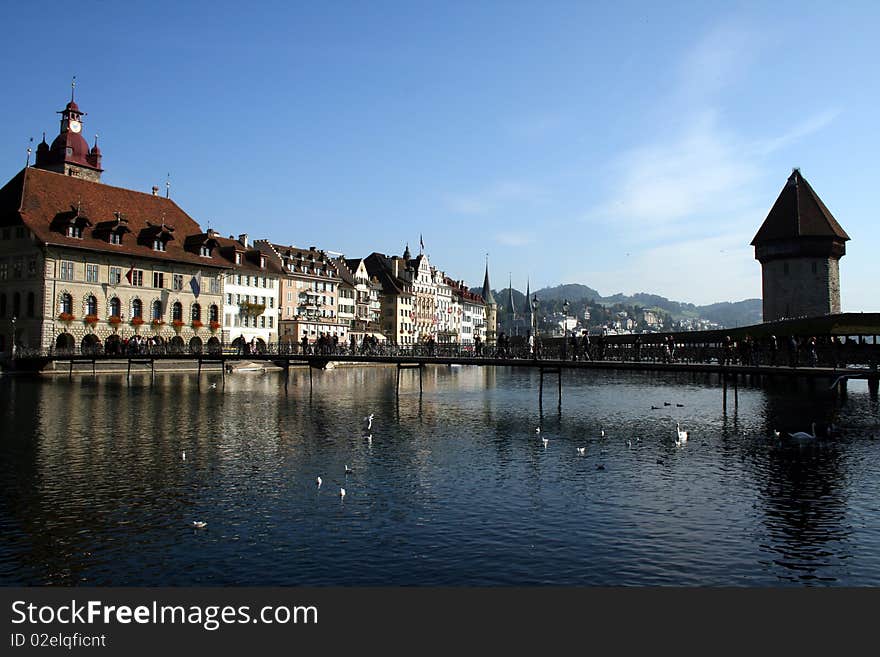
[153,239,166,252]
[67,226,82,238]
[260,256,266,269]
[200,245,211,257]
[109,233,122,245]
[235,253,242,264]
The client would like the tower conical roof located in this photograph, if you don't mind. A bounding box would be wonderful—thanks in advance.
[751,169,849,245]
[482,262,496,305]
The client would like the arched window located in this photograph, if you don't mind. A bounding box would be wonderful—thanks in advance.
[209,304,219,323]
[60,293,73,315]
[172,301,183,322]
[132,299,143,319]
[86,295,98,317]
[26,292,35,318]
[152,300,163,321]
[110,297,121,318]
[12,292,20,318]
[191,303,202,322]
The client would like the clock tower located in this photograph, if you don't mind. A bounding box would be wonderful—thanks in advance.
[34,84,103,182]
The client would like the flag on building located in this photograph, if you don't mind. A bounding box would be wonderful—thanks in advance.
[125,265,134,285]
[190,271,202,298]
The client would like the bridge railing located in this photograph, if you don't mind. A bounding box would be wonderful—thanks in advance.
[5,336,879,370]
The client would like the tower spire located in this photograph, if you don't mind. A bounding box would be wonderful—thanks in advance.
[71,75,76,102]
[481,254,496,306]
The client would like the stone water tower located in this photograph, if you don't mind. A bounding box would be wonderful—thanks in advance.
[751,169,849,322]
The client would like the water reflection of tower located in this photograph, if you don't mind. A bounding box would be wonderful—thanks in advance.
[752,380,851,582]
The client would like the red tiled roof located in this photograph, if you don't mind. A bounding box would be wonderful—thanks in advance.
[751,169,850,245]
[0,167,228,269]
[212,235,285,275]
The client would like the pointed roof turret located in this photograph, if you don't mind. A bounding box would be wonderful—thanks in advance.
[481,259,496,305]
[506,274,516,315]
[403,243,412,260]
[751,169,849,246]
[524,279,531,316]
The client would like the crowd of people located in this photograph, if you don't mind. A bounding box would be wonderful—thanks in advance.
[40,329,877,369]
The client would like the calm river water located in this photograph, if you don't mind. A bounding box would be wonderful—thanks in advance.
[2,364,879,586]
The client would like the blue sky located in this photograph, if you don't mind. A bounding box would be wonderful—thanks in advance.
[3,1,878,309]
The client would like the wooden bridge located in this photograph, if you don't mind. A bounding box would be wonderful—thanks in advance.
[3,313,879,407]
[3,347,878,410]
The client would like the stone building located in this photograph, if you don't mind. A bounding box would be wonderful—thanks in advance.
[480,260,497,346]
[363,252,414,345]
[256,242,347,347]
[0,93,227,354]
[751,169,850,322]
[335,257,383,344]
[214,234,282,348]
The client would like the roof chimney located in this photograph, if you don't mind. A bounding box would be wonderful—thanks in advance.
[152,186,159,197]
[238,233,249,248]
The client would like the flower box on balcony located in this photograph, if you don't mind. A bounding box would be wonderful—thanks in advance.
[108,315,123,326]
[84,314,99,326]
[192,320,204,329]
[209,320,221,332]
[131,317,145,327]
[171,319,185,329]
[58,312,75,323]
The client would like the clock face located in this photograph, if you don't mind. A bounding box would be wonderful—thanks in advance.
[69,120,82,134]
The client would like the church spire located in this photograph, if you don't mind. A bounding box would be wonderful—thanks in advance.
[481,256,496,305]
[507,273,516,317]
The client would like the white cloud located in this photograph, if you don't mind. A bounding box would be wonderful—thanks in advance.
[677,22,760,102]
[502,112,569,140]
[751,109,841,156]
[586,111,759,238]
[494,231,534,247]
[445,181,543,216]
[570,230,761,306]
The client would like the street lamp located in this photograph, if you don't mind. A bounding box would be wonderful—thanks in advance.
[10,315,16,360]
[531,295,539,358]
[562,299,570,360]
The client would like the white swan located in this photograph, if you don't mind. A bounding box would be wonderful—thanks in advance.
[536,427,541,435]
[676,423,689,443]
[599,428,605,438]
[344,465,353,474]
[364,414,374,431]
[192,521,207,529]
[209,383,217,389]
[181,450,186,461]
[316,476,322,487]
[542,438,549,448]
[577,447,586,455]
[789,423,817,440]
[340,488,346,498]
